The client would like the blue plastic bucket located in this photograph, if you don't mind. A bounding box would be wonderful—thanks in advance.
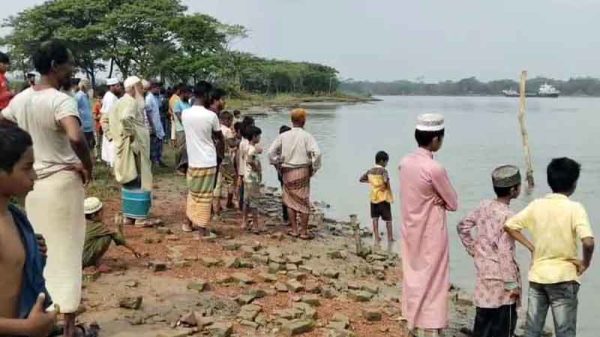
[121,188,151,219]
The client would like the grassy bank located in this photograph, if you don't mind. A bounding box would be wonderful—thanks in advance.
[228,92,376,110]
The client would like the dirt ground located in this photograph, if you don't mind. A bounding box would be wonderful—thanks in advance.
[78,156,474,337]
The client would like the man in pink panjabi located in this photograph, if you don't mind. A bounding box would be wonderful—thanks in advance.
[399,113,458,336]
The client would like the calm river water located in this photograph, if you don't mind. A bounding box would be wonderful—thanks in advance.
[254,95,599,335]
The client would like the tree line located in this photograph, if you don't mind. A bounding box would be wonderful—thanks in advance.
[341,76,600,96]
[0,0,339,95]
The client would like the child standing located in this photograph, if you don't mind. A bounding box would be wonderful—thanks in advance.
[505,158,595,337]
[83,197,141,269]
[457,165,522,337]
[213,111,237,215]
[359,151,394,244]
[0,125,56,336]
[242,126,263,233]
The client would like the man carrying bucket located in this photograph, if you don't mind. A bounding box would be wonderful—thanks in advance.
[107,76,160,226]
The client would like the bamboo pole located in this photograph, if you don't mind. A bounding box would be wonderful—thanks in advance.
[518,70,535,189]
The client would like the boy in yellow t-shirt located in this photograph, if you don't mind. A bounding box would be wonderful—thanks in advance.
[505,157,595,337]
[360,151,394,244]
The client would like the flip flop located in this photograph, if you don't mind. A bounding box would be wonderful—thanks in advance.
[286,230,299,238]
[299,232,315,240]
[181,223,194,233]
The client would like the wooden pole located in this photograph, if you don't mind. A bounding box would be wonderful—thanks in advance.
[518,70,535,189]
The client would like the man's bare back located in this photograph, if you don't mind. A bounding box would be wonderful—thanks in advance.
[0,211,26,319]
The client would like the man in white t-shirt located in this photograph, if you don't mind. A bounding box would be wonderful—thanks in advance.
[99,78,121,166]
[181,82,223,236]
[1,40,93,337]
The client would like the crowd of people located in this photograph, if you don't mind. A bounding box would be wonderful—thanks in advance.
[0,40,596,337]
[0,40,323,337]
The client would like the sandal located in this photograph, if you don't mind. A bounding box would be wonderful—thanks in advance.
[286,230,299,238]
[299,232,315,240]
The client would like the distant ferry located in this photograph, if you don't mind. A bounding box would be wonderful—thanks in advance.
[502,83,560,98]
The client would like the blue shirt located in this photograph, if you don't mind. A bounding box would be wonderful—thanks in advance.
[145,93,165,139]
[9,204,52,318]
[75,91,94,133]
[174,101,191,132]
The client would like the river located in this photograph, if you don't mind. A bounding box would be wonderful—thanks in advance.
[253,95,599,336]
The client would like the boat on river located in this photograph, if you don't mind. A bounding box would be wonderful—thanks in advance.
[502,83,560,98]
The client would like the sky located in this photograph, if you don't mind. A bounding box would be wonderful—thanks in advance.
[3,0,600,82]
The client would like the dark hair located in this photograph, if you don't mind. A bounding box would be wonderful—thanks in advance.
[233,110,241,116]
[193,81,213,101]
[0,52,10,64]
[547,157,581,193]
[279,125,291,134]
[209,87,227,105]
[415,129,445,147]
[95,85,107,98]
[233,122,242,133]
[175,83,186,93]
[375,151,389,164]
[493,185,519,198]
[246,125,262,140]
[0,125,33,173]
[220,110,233,120]
[242,116,255,127]
[32,40,71,75]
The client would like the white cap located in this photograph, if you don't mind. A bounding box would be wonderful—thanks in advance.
[416,113,445,132]
[84,197,103,215]
[124,76,141,89]
[106,78,119,86]
[142,79,150,90]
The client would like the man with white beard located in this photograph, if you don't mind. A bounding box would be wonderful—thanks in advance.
[107,76,158,226]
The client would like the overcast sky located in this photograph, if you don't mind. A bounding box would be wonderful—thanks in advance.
[3,0,600,81]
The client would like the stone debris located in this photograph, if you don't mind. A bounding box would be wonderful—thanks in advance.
[201,257,222,268]
[362,283,380,295]
[275,282,289,292]
[231,272,255,284]
[301,294,321,307]
[124,280,139,288]
[323,269,340,279]
[348,290,374,302]
[362,308,382,321]
[178,312,197,326]
[286,279,305,293]
[237,304,262,321]
[259,272,278,283]
[286,263,298,271]
[286,255,304,265]
[268,262,284,274]
[165,234,180,241]
[223,256,240,269]
[287,271,308,281]
[119,296,143,310]
[327,250,348,260]
[187,280,209,292]
[252,254,270,265]
[149,261,167,272]
[275,308,303,320]
[293,302,317,319]
[304,281,321,294]
[205,322,233,337]
[222,241,241,251]
[155,328,195,337]
[282,319,316,336]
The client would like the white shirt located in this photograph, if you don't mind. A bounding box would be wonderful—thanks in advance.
[182,105,221,168]
[268,127,321,171]
[2,88,80,178]
[101,91,118,115]
[238,138,249,177]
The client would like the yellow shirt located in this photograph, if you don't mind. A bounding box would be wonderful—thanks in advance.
[362,165,393,204]
[505,194,593,284]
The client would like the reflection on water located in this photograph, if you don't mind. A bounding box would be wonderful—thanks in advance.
[255,96,599,336]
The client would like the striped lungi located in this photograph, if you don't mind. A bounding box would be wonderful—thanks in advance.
[282,166,311,214]
[26,171,85,313]
[186,166,217,227]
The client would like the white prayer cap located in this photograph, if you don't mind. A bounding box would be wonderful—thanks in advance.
[84,197,103,215]
[124,76,141,89]
[106,78,119,86]
[416,113,445,132]
[142,79,151,90]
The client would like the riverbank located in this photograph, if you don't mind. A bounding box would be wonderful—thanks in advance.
[227,92,378,111]
[80,148,475,337]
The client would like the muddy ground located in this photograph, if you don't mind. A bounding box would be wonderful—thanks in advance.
[78,158,477,337]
